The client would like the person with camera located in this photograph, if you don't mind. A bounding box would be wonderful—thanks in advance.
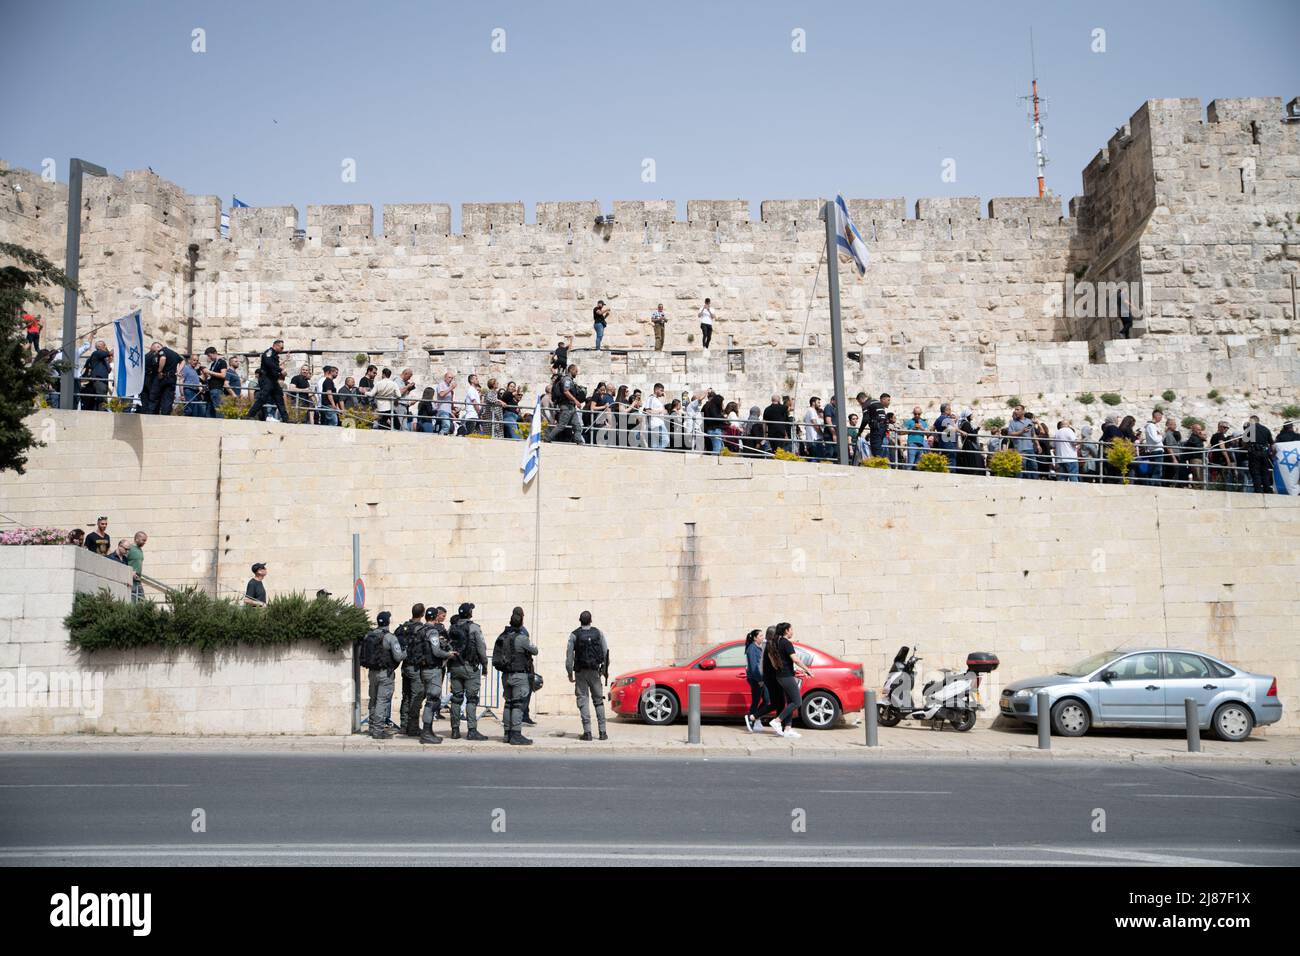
[446,602,490,741]
[543,363,585,444]
[566,611,610,741]
[494,607,538,745]
[592,300,610,351]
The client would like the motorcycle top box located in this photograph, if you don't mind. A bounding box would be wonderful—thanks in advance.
[966,652,1000,674]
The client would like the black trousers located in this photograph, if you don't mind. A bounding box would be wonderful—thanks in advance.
[1247,453,1273,493]
[145,378,176,415]
[247,382,288,422]
[700,324,713,348]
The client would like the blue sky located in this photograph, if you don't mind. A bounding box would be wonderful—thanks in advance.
[2,0,1296,230]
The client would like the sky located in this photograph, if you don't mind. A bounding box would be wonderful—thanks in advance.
[2,0,1297,231]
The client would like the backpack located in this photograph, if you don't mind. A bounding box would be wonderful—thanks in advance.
[551,376,566,404]
[573,628,604,671]
[449,619,479,666]
[492,627,517,673]
[359,628,386,669]
[405,623,433,668]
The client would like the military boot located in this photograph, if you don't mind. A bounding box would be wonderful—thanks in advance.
[508,732,533,745]
[449,722,461,740]
[419,722,443,745]
[466,729,489,741]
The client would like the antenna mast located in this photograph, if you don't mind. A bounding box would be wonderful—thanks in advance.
[1026,29,1048,198]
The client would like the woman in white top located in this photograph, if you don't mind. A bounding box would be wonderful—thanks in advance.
[698,298,715,349]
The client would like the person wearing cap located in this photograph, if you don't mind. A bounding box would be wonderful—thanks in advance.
[315,589,332,599]
[446,602,490,741]
[362,611,406,739]
[409,606,452,744]
[565,610,610,741]
[244,563,268,606]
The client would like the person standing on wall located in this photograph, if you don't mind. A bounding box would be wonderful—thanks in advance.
[245,339,288,422]
[566,610,610,741]
[650,302,667,351]
[592,300,610,351]
[698,297,714,350]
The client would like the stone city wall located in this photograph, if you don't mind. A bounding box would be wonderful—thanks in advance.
[3,95,1296,363]
[1,411,1296,733]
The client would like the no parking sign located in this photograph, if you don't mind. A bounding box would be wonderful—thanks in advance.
[353,578,365,608]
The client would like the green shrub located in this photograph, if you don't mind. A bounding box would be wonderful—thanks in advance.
[1077,392,1095,405]
[773,447,805,462]
[1005,396,1022,409]
[1281,404,1300,419]
[988,448,1022,478]
[1106,438,1137,485]
[1183,416,1204,429]
[65,588,370,654]
[340,405,377,430]
[218,394,254,419]
[1161,389,1176,402]
[1207,389,1219,399]
[984,416,1005,431]
[916,451,950,473]
[354,352,369,365]
[1214,395,1226,405]
[861,456,890,468]
[1100,392,1123,406]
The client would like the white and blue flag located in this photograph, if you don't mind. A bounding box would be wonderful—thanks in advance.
[521,395,542,486]
[1274,440,1300,495]
[112,309,146,398]
[833,194,870,277]
[221,197,250,238]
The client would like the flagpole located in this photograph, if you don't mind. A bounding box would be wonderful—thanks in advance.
[822,200,849,465]
[532,439,541,641]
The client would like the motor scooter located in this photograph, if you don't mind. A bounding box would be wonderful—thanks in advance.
[877,645,999,731]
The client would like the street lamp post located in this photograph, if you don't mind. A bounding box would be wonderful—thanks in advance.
[59,158,108,409]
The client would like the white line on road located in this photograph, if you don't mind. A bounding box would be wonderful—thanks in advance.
[0,784,190,788]
[1134,794,1281,800]
[458,786,621,791]
[816,790,952,795]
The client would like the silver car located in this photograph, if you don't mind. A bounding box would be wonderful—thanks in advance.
[999,648,1282,741]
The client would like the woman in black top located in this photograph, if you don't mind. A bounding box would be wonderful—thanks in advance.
[416,387,437,433]
[701,392,726,455]
[762,622,813,738]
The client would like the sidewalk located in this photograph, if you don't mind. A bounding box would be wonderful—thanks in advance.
[4,715,1297,766]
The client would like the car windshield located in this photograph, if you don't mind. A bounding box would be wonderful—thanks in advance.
[1057,650,1120,677]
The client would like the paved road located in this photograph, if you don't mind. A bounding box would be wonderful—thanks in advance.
[0,753,1296,865]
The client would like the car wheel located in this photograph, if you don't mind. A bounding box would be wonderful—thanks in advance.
[638,686,679,726]
[877,705,902,727]
[1050,698,1091,737]
[799,691,841,730]
[1211,702,1254,742]
[949,709,976,732]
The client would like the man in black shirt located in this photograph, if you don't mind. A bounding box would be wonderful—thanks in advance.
[84,516,111,556]
[200,346,228,416]
[244,563,269,606]
[82,340,113,411]
[245,340,288,422]
[865,392,891,458]
[762,394,790,453]
[147,343,182,415]
[1243,416,1275,494]
[141,343,162,413]
[319,366,340,425]
[592,302,610,351]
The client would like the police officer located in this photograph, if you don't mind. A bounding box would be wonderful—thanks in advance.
[394,604,426,736]
[414,606,452,745]
[360,611,405,739]
[148,342,183,415]
[498,606,537,745]
[543,364,585,444]
[246,338,288,421]
[566,610,610,741]
[447,602,490,741]
[1243,415,1275,494]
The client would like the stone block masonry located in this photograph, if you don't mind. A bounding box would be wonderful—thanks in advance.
[2,95,1294,365]
[1,411,1296,733]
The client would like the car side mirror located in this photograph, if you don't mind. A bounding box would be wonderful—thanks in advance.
[1100,671,1116,683]
[698,659,716,671]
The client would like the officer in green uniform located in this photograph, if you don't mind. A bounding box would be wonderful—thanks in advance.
[566,610,610,741]
[417,606,452,745]
[498,606,538,745]
[360,611,404,740]
[395,604,425,736]
[446,602,490,741]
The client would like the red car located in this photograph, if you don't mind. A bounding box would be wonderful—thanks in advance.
[608,640,866,730]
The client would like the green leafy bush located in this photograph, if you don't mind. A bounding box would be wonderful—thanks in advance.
[861,456,890,468]
[984,416,1005,431]
[988,448,1022,478]
[354,353,369,366]
[1005,396,1022,409]
[1100,392,1123,406]
[1161,389,1176,402]
[1077,392,1095,405]
[218,394,254,419]
[1207,389,1219,399]
[1106,438,1137,485]
[916,451,950,473]
[1281,404,1300,419]
[65,588,370,654]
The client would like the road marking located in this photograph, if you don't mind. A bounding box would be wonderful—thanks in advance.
[816,790,952,795]
[0,784,190,788]
[1134,794,1281,800]
[458,786,621,791]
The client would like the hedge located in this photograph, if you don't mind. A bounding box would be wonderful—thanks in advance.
[65,588,371,653]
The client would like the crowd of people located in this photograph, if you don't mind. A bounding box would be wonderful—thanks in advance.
[26,326,1295,493]
[68,515,149,600]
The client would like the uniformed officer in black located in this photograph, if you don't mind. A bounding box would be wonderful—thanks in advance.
[447,602,490,741]
[246,338,288,421]
[148,343,182,415]
[416,606,452,745]
[394,604,426,736]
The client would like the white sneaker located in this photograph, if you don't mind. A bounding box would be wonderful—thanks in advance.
[784,728,802,739]
[768,718,785,736]
[743,715,753,732]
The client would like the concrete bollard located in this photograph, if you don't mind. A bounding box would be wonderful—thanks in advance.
[1037,691,1051,750]
[687,683,701,744]
[1185,697,1201,753]
[865,689,879,747]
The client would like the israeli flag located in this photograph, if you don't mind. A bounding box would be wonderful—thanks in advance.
[521,395,542,486]
[112,309,146,398]
[833,195,870,277]
[1274,441,1300,495]
[232,196,249,208]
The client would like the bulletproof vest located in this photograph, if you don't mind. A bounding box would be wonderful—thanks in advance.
[362,628,395,671]
[394,621,418,654]
[493,627,529,673]
[449,619,480,666]
[573,627,604,670]
[404,622,433,668]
